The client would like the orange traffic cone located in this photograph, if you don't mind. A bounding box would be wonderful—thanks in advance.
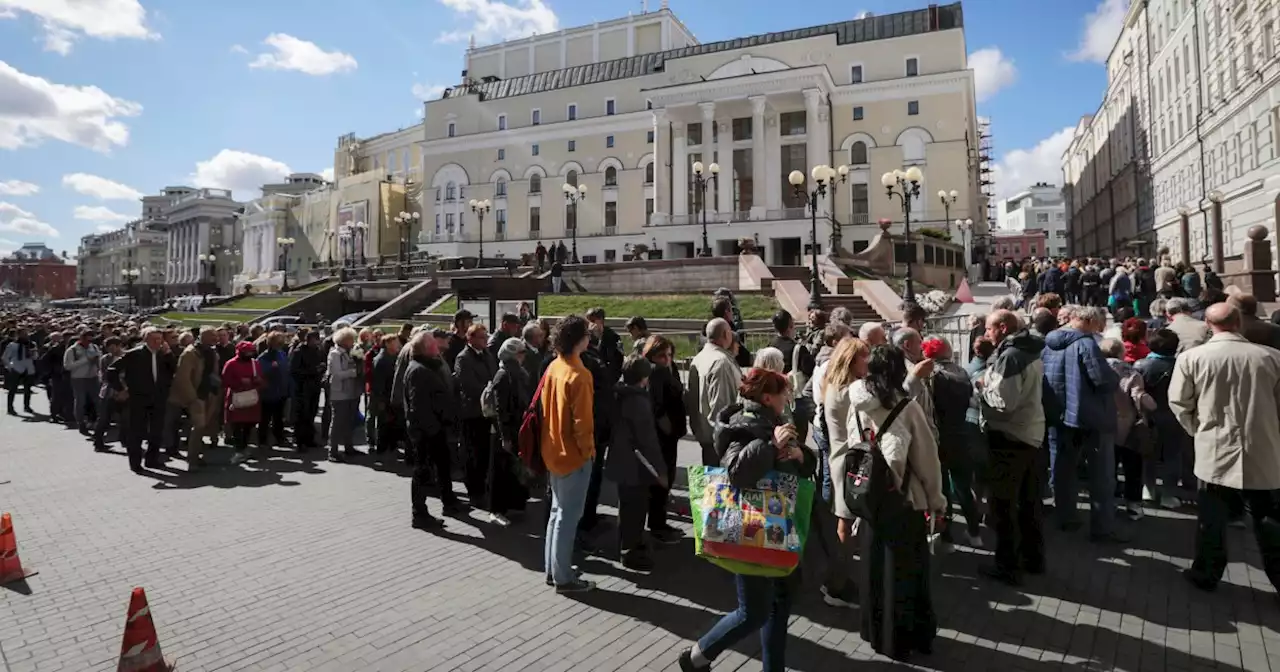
[0,512,37,585]
[116,587,175,672]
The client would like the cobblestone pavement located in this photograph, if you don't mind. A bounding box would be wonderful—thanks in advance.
[2,396,1280,672]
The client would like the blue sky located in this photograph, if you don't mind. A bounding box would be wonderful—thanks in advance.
[0,0,1127,256]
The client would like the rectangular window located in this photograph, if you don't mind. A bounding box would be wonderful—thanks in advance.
[567,104,577,121]
[532,109,541,125]
[606,99,616,116]
[850,65,863,83]
[445,213,455,230]
[531,144,539,156]
[566,203,576,231]
[780,111,806,136]
[688,123,703,145]
[853,106,864,121]
[851,183,869,224]
[447,122,456,137]
[605,202,617,229]
[498,114,507,131]
[645,198,654,226]
[494,209,506,234]
[906,57,919,77]
[529,206,540,232]
[907,101,919,116]
[780,144,807,209]
[1265,23,1275,60]
[1036,212,1049,223]
[605,249,616,262]
[606,135,614,148]
[732,117,752,141]
[568,140,576,152]
[733,147,753,212]
[497,148,505,160]
[646,130,654,144]
[496,180,507,197]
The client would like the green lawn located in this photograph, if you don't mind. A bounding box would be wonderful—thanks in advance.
[214,282,336,311]
[158,310,265,325]
[428,293,778,321]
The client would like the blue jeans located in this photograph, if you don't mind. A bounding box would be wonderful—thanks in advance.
[545,460,592,585]
[1050,426,1114,535]
[696,574,791,671]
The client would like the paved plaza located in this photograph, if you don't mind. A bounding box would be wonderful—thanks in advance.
[3,396,1280,672]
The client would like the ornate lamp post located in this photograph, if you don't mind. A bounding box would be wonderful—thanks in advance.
[691,161,720,257]
[956,217,974,281]
[338,225,353,267]
[469,199,491,262]
[938,189,958,238]
[394,211,420,273]
[827,164,849,255]
[276,237,295,291]
[562,183,587,264]
[325,230,336,268]
[789,164,839,310]
[197,252,217,299]
[121,267,139,310]
[881,166,924,309]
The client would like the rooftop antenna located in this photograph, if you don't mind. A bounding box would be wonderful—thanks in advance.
[468,34,476,50]
[641,0,648,12]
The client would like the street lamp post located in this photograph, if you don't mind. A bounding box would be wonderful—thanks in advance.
[827,164,850,256]
[938,189,958,238]
[338,225,353,267]
[469,199,491,264]
[120,267,139,310]
[562,183,587,264]
[881,166,924,309]
[957,217,974,281]
[197,252,217,299]
[276,237,295,291]
[691,161,720,257]
[394,211,420,276]
[789,164,839,310]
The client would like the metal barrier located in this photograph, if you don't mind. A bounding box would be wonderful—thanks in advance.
[923,313,977,365]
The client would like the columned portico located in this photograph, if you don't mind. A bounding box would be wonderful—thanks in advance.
[672,121,688,220]
[698,102,718,219]
[749,95,768,219]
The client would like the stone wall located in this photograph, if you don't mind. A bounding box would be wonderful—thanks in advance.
[564,257,741,293]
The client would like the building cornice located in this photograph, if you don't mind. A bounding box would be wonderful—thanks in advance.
[420,110,652,154]
[643,65,837,106]
[829,70,973,105]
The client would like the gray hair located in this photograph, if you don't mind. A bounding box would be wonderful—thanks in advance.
[407,331,431,355]
[140,326,161,338]
[332,320,352,330]
[497,336,527,362]
[992,296,1016,311]
[1166,297,1194,316]
[858,321,884,340]
[891,327,921,348]
[752,346,785,373]
[332,327,357,347]
[1098,338,1123,359]
[521,322,542,340]
[705,317,732,341]
[829,307,855,326]
[1149,298,1168,318]
[1075,306,1106,326]
[1057,304,1078,322]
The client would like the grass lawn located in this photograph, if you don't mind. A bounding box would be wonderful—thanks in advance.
[427,293,778,321]
[158,311,266,325]
[214,296,298,310]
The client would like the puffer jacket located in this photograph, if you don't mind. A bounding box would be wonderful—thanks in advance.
[605,383,667,487]
[713,400,817,490]
[1042,327,1118,432]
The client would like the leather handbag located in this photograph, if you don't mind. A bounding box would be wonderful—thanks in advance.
[229,361,260,410]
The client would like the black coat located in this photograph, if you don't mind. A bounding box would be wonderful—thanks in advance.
[714,400,817,489]
[606,384,667,487]
[404,355,456,439]
[443,333,467,372]
[371,350,398,402]
[453,345,497,420]
[289,344,323,388]
[107,345,175,405]
[648,363,688,444]
[492,359,532,444]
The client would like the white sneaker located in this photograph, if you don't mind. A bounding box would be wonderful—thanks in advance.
[488,512,511,527]
[230,453,248,465]
[1126,504,1144,521]
[966,532,985,548]
[1159,496,1182,510]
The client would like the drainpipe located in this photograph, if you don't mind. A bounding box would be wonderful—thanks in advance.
[666,121,674,230]
[1190,0,1210,259]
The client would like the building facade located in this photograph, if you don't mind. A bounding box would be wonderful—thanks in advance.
[990,229,1050,262]
[1,244,75,300]
[76,218,169,303]
[1149,0,1279,269]
[163,187,242,296]
[997,183,1068,257]
[410,3,984,265]
[235,174,329,292]
[1062,0,1155,261]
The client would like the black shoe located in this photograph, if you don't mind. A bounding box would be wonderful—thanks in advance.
[678,649,706,671]
[130,465,144,474]
[554,579,596,594]
[649,526,683,545]
[345,448,364,456]
[94,442,108,453]
[1183,569,1217,592]
[1058,520,1083,532]
[6,408,14,416]
[979,564,1022,586]
[1023,561,1046,576]
[621,549,655,572]
[412,513,444,530]
[442,500,467,516]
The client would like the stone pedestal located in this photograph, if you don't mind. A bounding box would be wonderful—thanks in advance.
[1239,225,1276,302]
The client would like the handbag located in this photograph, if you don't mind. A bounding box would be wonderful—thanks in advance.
[842,398,914,530]
[229,360,260,410]
[687,464,815,578]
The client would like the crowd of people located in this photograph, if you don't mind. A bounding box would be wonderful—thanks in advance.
[4,257,1280,670]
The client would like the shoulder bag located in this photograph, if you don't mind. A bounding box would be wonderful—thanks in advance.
[842,397,914,529]
[229,360,260,410]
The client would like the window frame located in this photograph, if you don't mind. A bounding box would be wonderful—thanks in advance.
[447,122,456,138]
[567,103,578,121]
[907,100,920,116]
[853,106,864,121]
[497,114,507,131]
[849,62,864,84]
[905,56,919,77]
[531,108,541,126]
[605,98,616,116]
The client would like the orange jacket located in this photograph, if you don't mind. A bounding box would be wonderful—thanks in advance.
[539,354,596,475]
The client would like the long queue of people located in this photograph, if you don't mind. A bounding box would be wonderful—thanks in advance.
[5,265,1280,671]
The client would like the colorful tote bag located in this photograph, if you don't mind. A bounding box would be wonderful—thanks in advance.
[687,465,815,577]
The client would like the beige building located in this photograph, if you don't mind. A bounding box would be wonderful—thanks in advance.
[234,173,330,292]
[411,3,984,265]
[76,217,168,302]
[326,125,425,264]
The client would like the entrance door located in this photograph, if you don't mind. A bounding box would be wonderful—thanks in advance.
[774,238,802,266]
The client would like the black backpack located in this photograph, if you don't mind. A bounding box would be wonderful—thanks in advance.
[843,398,913,530]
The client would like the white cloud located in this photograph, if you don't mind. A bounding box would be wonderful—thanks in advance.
[0,179,38,196]
[412,83,446,101]
[0,201,58,237]
[969,47,1017,103]
[94,223,116,233]
[248,33,357,76]
[190,149,292,198]
[1069,0,1126,63]
[73,204,131,223]
[436,0,558,45]
[229,44,248,54]
[320,167,334,182]
[0,60,142,152]
[992,126,1075,199]
[0,0,157,55]
[61,172,142,200]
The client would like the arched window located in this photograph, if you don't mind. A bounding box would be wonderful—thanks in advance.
[445,182,456,200]
[645,162,654,184]
[567,170,578,187]
[850,141,868,165]
[529,174,541,194]
[605,166,618,186]
[496,179,507,197]
[900,132,927,163]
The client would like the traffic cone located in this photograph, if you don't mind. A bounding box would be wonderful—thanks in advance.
[0,512,36,585]
[955,277,975,303]
[116,587,175,672]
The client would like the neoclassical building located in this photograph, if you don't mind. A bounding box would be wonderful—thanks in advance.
[414,3,985,265]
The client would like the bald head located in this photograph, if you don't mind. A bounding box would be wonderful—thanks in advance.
[1204,302,1241,333]
[985,309,1019,345]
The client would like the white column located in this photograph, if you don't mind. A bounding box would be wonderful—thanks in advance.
[750,96,768,219]
[804,89,826,220]
[198,220,210,285]
[652,109,667,221]
[716,114,733,217]
[765,113,782,211]
[698,102,717,219]
[165,231,174,285]
[672,121,688,220]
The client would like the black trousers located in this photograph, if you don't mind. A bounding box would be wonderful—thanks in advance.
[259,398,286,447]
[94,396,119,445]
[125,401,163,469]
[987,430,1045,575]
[648,435,680,530]
[617,484,649,552]
[580,429,610,531]
[292,384,320,447]
[376,404,402,453]
[412,431,458,514]
[1189,483,1280,589]
[461,418,492,501]
[319,384,332,441]
[6,372,33,411]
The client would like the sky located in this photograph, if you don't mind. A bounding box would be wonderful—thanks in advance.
[0,0,1129,257]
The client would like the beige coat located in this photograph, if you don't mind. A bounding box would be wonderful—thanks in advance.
[824,382,856,518]
[1169,332,1280,490]
[846,380,947,513]
[1167,314,1210,354]
[686,343,742,448]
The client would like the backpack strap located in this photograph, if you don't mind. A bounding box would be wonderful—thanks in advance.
[526,373,548,415]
